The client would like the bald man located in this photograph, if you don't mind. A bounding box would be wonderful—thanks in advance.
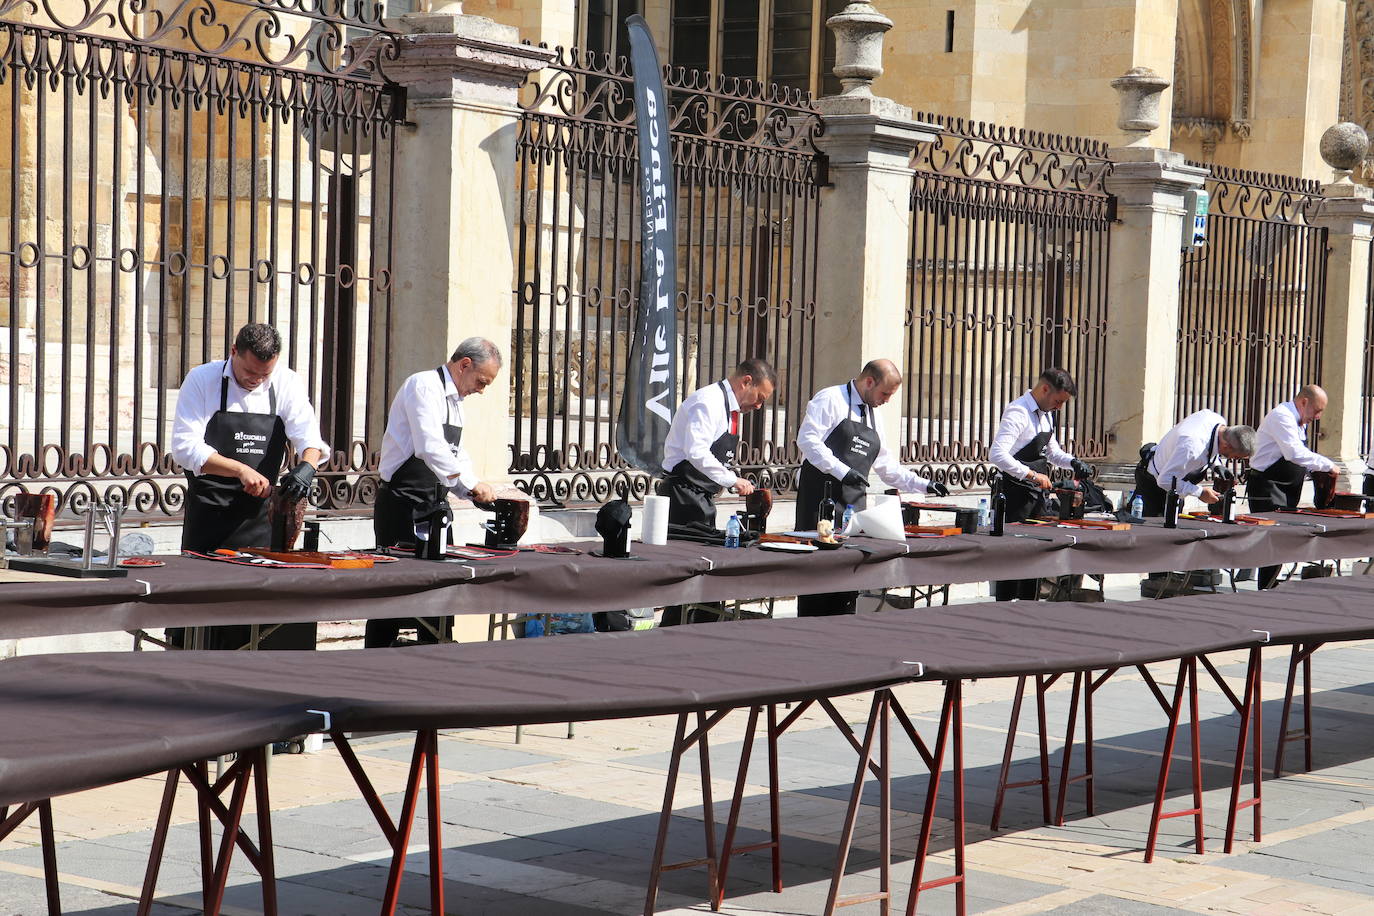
[794,359,948,616]
[1249,384,1338,588]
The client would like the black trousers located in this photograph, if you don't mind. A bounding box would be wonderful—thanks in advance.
[993,579,1038,602]
[796,592,858,617]
[365,484,450,647]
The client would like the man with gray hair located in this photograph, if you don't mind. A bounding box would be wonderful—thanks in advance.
[368,337,502,646]
[1249,384,1337,587]
[1134,409,1255,517]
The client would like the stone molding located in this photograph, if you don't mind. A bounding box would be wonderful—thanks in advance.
[387,14,555,104]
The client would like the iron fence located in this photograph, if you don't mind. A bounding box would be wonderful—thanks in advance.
[0,0,403,517]
[1176,165,1327,437]
[511,48,824,503]
[902,114,1114,485]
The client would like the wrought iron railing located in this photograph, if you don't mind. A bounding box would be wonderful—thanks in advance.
[510,47,824,503]
[0,0,403,517]
[902,114,1114,486]
[1176,164,1326,437]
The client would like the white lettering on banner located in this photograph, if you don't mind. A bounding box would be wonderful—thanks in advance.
[642,85,673,426]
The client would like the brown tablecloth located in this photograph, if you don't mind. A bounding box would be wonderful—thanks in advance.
[0,513,1370,639]
[5,571,1374,806]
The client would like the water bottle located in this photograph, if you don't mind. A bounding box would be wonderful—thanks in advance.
[724,513,741,549]
[1131,493,1144,522]
[841,504,855,533]
[977,497,989,529]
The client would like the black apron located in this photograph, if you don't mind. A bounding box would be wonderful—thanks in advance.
[1247,458,1305,513]
[181,374,287,552]
[658,381,739,527]
[374,367,463,549]
[1002,424,1053,524]
[795,382,881,530]
[1134,423,1221,517]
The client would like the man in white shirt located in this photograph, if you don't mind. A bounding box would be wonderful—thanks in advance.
[171,322,328,552]
[794,358,949,616]
[658,358,775,625]
[367,337,501,647]
[170,322,328,650]
[1250,385,1337,588]
[658,358,774,527]
[1134,409,1255,516]
[988,368,1090,601]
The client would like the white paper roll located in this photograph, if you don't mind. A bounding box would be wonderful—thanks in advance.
[641,494,670,546]
[854,499,905,541]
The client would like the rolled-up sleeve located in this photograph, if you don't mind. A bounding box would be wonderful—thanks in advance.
[170,368,216,476]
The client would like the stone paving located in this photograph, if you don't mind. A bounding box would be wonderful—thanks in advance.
[5,583,1374,914]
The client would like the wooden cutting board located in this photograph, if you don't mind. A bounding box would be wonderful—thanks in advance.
[905,524,963,537]
[1033,517,1131,530]
[242,548,375,569]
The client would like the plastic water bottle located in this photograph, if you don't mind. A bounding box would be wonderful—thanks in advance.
[724,513,741,549]
[977,497,989,528]
[841,504,855,533]
[1131,493,1144,522]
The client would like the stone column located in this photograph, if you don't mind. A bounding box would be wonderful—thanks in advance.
[1100,69,1208,466]
[1308,124,1374,482]
[812,2,939,434]
[383,12,553,486]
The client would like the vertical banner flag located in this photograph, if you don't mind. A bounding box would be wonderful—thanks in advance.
[616,15,678,473]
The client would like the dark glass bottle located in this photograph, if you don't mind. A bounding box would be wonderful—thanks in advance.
[819,480,837,527]
[1163,477,1179,529]
[991,489,1006,536]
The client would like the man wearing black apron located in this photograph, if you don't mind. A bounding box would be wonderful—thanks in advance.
[1134,410,1254,515]
[989,369,1091,601]
[795,359,948,616]
[658,358,776,625]
[1249,386,1336,588]
[170,323,327,649]
[368,337,503,647]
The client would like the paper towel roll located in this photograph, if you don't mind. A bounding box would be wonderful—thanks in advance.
[641,494,670,546]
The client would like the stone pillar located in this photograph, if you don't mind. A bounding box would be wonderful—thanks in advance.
[1308,124,1374,481]
[384,12,553,486]
[1100,70,1208,465]
[812,2,939,433]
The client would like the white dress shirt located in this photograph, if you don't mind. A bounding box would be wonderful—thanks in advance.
[1149,409,1225,498]
[1251,401,1336,474]
[796,382,932,494]
[171,359,328,476]
[989,390,1075,480]
[661,380,740,488]
[378,366,479,493]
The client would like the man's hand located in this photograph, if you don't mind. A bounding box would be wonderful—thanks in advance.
[237,464,272,498]
[279,461,315,502]
[470,481,496,504]
[841,469,869,491]
[1026,471,1053,490]
[732,477,756,496]
[926,481,950,498]
[1070,458,1093,480]
[1197,487,1221,505]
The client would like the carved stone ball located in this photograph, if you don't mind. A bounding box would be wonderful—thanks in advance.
[1319,122,1369,172]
